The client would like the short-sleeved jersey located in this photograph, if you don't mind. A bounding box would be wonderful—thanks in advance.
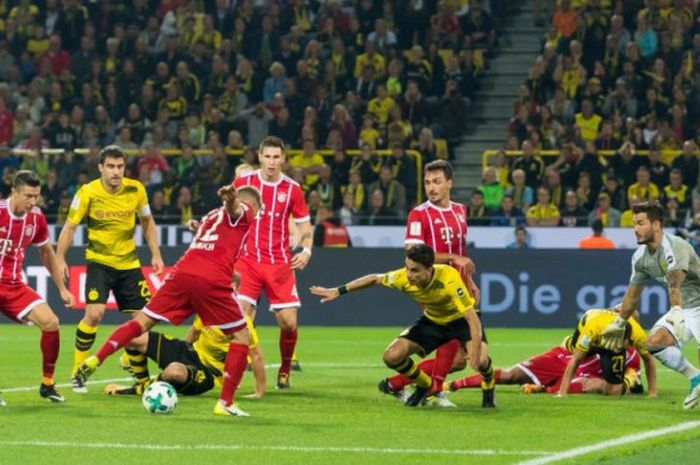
[67,178,151,270]
[233,171,310,265]
[192,314,259,378]
[573,309,649,356]
[0,200,49,284]
[630,233,700,308]
[404,201,469,257]
[172,203,255,283]
[380,264,475,325]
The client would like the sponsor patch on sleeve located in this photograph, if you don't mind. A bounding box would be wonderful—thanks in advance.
[409,221,421,236]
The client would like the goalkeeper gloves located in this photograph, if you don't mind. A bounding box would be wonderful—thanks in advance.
[599,316,627,351]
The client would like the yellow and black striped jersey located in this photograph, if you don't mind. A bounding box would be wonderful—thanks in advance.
[192,315,259,382]
[381,264,475,325]
[573,309,649,356]
[67,178,150,270]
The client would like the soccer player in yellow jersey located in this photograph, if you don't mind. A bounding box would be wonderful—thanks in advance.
[104,315,265,399]
[56,145,164,393]
[557,308,657,397]
[310,244,484,407]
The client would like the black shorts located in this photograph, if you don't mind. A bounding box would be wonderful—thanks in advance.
[595,349,627,384]
[85,261,151,311]
[146,332,216,396]
[399,315,474,356]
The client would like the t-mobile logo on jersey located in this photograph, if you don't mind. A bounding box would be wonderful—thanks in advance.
[0,238,13,256]
[440,227,463,243]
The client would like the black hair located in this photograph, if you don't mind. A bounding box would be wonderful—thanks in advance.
[406,244,435,269]
[424,160,453,181]
[99,145,126,164]
[632,202,664,225]
[13,170,41,189]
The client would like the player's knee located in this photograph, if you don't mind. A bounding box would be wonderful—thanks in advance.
[451,356,467,372]
[279,320,297,332]
[84,307,105,325]
[161,363,189,383]
[41,313,60,332]
[646,328,675,352]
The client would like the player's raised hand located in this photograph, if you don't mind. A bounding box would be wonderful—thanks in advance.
[218,185,237,203]
[185,219,201,232]
[310,286,339,303]
[60,288,76,308]
[452,255,475,275]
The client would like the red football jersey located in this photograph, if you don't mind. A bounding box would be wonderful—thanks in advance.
[404,201,469,257]
[172,203,254,282]
[233,171,310,265]
[0,199,49,284]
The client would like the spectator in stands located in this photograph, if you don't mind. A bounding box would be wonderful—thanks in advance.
[149,190,168,223]
[468,189,491,226]
[311,163,341,210]
[646,148,669,189]
[0,96,13,146]
[41,169,61,217]
[478,166,504,212]
[236,102,273,149]
[579,219,615,249]
[290,139,325,188]
[491,194,525,227]
[575,98,603,143]
[506,168,534,212]
[664,197,683,228]
[560,189,588,227]
[627,165,660,206]
[506,225,531,249]
[588,191,622,228]
[527,186,560,227]
[136,144,169,187]
[339,190,360,226]
[664,168,691,212]
[168,185,195,225]
[672,140,699,191]
[342,169,368,213]
[313,205,352,248]
[512,140,544,190]
[369,164,406,218]
[363,189,399,226]
[609,140,644,190]
[385,144,417,205]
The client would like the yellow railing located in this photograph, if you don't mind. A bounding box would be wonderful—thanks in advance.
[13,147,424,203]
[481,149,685,170]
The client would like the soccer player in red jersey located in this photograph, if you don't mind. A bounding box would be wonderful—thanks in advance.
[0,170,75,405]
[382,160,495,407]
[75,186,261,417]
[232,136,313,389]
[447,339,644,395]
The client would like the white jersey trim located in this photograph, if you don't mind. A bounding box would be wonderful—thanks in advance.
[516,363,541,385]
[269,301,301,311]
[293,215,310,224]
[404,238,425,245]
[141,307,171,323]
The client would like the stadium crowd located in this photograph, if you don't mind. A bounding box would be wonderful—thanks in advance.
[483,0,700,235]
[0,0,506,225]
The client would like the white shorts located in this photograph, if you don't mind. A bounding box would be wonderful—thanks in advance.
[652,306,700,346]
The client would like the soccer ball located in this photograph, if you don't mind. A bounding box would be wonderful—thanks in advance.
[141,381,178,414]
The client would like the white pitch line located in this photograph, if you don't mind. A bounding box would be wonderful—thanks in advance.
[516,420,700,465]
[1,377,132,393]
[0,440,551,456]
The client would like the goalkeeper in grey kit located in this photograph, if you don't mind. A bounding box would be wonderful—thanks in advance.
[600,202,700,409]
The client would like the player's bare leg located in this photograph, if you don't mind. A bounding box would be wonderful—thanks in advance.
[243,345,266,399]
[274,307,298,389]
[382,338,433,407]
[646,326,700,408]
[26,304,64,403]
[72,303,106,392]
[213,327,250,417]
[240,300,259,371]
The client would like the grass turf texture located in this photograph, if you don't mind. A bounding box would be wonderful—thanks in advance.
[0,326,699,465]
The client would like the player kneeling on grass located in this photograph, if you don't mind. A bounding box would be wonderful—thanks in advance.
[557,309,657,397]
[75,186,260,417]
[447,332,644,395]
[310,244,488,407]
[105,315,266,399]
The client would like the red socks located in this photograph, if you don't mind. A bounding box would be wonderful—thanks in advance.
[96,320,143,363]
[450,369,502,390]
[219,342,249,406]
[40,330,60,380]
[432,339,460,391]
[279,329,297,375]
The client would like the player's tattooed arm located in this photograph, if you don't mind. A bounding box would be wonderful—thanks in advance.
[666,269,687,308]
[619,284,644,320]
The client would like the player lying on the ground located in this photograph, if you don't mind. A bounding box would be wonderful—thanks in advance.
[559,308,657,397]
[104,315,265,398]
[446,335,644,395]
[75,185,260,417]
[310,244,491,408]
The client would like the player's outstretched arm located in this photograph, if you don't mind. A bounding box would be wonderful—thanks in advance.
[557,349,586,397]
[642,351,657,398]
[140,214,164,275]
[38,242,75,308]
[666,269,687,309]
[55,220,78,282]
[310,274,384,303]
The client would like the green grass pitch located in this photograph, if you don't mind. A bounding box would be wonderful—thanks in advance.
[0,325,699,465]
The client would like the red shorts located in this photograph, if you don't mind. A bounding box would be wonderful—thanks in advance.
[517,346,571,387]
[235,256,300,311]
[142,272,246,333]
[0,282,45,323]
